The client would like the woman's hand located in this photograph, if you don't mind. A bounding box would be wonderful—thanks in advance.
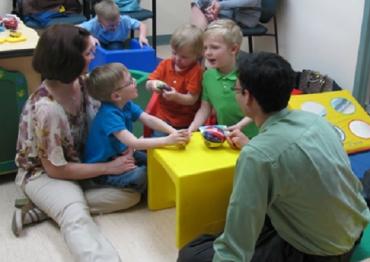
[205,0,220,21]
[106,153,137,175]
[226,129,249,150]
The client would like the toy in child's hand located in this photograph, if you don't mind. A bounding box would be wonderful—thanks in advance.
[158,84,171,92]
[199,125,227,148]
[153,80,171,91]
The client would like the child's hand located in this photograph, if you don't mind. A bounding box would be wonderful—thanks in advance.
[146,80,169,93]
[167,130,190,147]
[226,129,249,150]
[162,87,178,101]
[90,35,100,47]
[121,147,134,157]
[226,123,243,132]
[139,36,149,47]
[227,117,253,132]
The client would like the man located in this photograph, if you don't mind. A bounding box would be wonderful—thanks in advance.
[178,52,370,262]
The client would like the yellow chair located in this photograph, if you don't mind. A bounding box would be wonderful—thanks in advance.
[148,132,240,247]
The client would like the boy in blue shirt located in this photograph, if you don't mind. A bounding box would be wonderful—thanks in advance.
[84,63,189,192]
[79,0,148,50]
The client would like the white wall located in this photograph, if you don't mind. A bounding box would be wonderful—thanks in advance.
[276,0,364,91]
[1,0,365,91]
[111,0,367,91]
[141,0,191,35]
[0,1,12,14]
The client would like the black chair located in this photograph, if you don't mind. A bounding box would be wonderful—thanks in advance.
[90,0,157,49]
[234,0,279,54]
[12,0,89,29]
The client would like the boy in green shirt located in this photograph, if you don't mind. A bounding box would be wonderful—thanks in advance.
[188,19,258,138]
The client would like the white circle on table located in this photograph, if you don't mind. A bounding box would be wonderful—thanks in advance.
[301,101,327,117]
[349,120,370,139]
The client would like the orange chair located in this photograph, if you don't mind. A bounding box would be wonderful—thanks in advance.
[143,93,160,137]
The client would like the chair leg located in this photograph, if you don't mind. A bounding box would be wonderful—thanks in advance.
[248,36,253,53]
[273,16,279,54]
[152,0,157,50]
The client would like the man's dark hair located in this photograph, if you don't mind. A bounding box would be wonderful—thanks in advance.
[33,24,91,84]
[237,52,295,114]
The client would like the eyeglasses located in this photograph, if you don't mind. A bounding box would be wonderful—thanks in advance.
[115,77,136,91]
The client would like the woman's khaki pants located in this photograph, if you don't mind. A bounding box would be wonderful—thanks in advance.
[23,174,141,262]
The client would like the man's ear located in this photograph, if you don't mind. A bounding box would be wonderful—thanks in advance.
[244,89,253,105]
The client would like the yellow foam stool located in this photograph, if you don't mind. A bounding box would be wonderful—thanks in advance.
[289,90,370,154]
[148,132,240,247]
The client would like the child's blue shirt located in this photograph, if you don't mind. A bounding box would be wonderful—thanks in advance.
[79,15,140,45]
[84,101,143,163]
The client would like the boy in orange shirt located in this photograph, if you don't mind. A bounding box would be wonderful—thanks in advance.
[146,24,204,136]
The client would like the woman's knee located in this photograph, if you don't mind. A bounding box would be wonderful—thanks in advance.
[24,174,87,222]
[85,187,141,215]
[59,201,92,229]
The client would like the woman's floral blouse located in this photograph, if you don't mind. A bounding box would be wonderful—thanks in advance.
[15,78,100,186]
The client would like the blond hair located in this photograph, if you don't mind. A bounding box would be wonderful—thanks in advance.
[170,24,204,58]
[87,63,128,102]
[94,0,120,21]
[204,19,243,47]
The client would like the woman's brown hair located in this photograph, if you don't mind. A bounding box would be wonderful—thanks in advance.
[32,24,91,84]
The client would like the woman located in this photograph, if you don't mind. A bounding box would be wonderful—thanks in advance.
[190,0,261,31]
[12,24,141,261]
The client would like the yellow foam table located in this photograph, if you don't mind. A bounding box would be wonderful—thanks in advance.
[148,132,240,247]
[289,90,370,154]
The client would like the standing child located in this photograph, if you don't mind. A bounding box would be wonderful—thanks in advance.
[188,19,258,137]
[79,0,148,50]
[146,24,204,136]
[84,63,189,192]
